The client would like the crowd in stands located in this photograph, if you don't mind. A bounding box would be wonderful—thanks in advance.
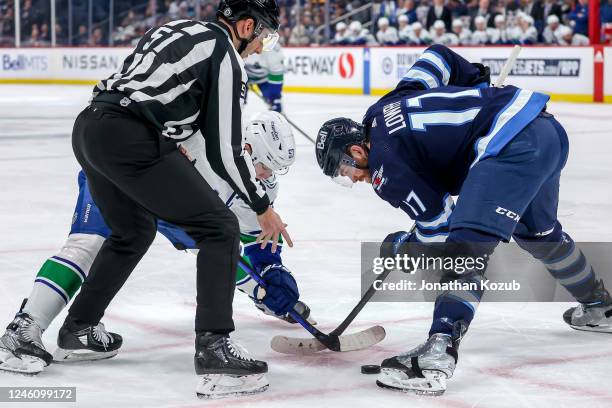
[0,0,610,47]
[325,0,595,46]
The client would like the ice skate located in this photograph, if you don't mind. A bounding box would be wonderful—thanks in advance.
[564,280,612,333]
[194,333,269,399]
[0,312,52,375]
[376,333,457,396]
[53,317,122,362]
[255,300,317,325]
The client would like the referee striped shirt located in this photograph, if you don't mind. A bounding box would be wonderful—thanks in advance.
[92,20,269,214]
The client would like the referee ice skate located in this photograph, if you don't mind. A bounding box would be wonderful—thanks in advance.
[60,0,290,398]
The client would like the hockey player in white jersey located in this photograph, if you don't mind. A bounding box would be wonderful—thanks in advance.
[397,15,412,43]
[376,17,400,45]
[430,20,456,45]
[406,22,432,45]
[0,111,314,378]
[451,19,472,45]
[245,42,285,112]
[556,25,590,45]
[518,14,538,44]
[470,15,491,44]
[489,14,511,44]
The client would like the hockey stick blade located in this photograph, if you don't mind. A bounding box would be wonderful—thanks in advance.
[270,325,385,355]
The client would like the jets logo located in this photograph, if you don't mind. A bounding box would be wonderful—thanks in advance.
[372,165,386,192]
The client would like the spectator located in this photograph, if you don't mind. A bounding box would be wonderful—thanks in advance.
[430,19,456,44]
[543,14,568,43]
[89,27,104,46]
[426,0,452,31]
[397,14,413,42]
[200,3,216,22]
[534,0,563,25]
[471,15,490,44]
[288,17,312,46]
[20,0,36,39]
[519,14,538,43]
[408,21,433,44]
[332,21,349,44]
[490,13,512,43]
[376,0,399,26]
[397,0,418,24]
[376,16,400,44]
[1,6,15,44]
[39,22,50,43]
[24,23,42,46]
[568,0,588,36]
[166,0,181,19]
[469,0,497,29]
[448,0,469,19]
[452,18,472,44]
[74,24,88,46]
[557,24,589,44]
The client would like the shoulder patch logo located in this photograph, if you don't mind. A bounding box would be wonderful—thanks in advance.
[371,165,387,192]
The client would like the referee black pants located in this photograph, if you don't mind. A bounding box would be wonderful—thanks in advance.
[68,104,239,333]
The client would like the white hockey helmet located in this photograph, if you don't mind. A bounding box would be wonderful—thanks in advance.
[378,17,390,28]
[245,111,296,173]
[349,21,362,34]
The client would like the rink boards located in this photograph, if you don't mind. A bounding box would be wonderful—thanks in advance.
[0,45,609,103]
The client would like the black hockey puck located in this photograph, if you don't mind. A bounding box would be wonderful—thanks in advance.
[361,364,381,374]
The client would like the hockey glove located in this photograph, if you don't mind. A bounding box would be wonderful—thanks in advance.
[380,231,412,259]
[254,264,299,316]
[469,63,491,87]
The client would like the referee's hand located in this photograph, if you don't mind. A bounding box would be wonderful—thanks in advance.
[256,207,293,253]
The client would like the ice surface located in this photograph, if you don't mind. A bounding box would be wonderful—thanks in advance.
[0,85,612,407]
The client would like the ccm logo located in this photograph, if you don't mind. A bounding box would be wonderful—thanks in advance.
[495,206,520,221]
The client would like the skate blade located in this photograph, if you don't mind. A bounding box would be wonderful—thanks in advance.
[376,368,447,396]
[0,350,45,375]
[570,324,612,333]
[196,373,269,399]
[53,347,118,363]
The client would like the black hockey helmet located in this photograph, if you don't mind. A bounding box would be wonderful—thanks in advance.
[315,117,366,178]
[217,0,280,34]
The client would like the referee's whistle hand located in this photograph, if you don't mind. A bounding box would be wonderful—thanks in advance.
[256,207,293,253]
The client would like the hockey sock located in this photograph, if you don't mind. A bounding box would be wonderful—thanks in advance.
[23,233,104,330]
[515,225,598,303]
[429,228,500,337]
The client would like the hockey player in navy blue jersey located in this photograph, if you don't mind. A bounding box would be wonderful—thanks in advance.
[315,45,612,395]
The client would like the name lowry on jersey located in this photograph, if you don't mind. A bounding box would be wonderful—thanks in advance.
[383,101,407,135]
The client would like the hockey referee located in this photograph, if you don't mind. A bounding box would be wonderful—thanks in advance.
[57,0,290,397]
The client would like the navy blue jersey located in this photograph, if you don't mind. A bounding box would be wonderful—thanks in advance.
[363,45,549,242]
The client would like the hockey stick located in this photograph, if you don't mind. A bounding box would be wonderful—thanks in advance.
[270,266,392,355]
[241,260,385,354]
[248,85,316,145]
[269,227,417,355]
[494,45,522,88]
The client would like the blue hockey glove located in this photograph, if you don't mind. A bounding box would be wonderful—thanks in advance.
[380,231,412,259]
[254,264,299,316]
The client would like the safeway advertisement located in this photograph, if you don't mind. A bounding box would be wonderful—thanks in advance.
[283,47,363,90]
